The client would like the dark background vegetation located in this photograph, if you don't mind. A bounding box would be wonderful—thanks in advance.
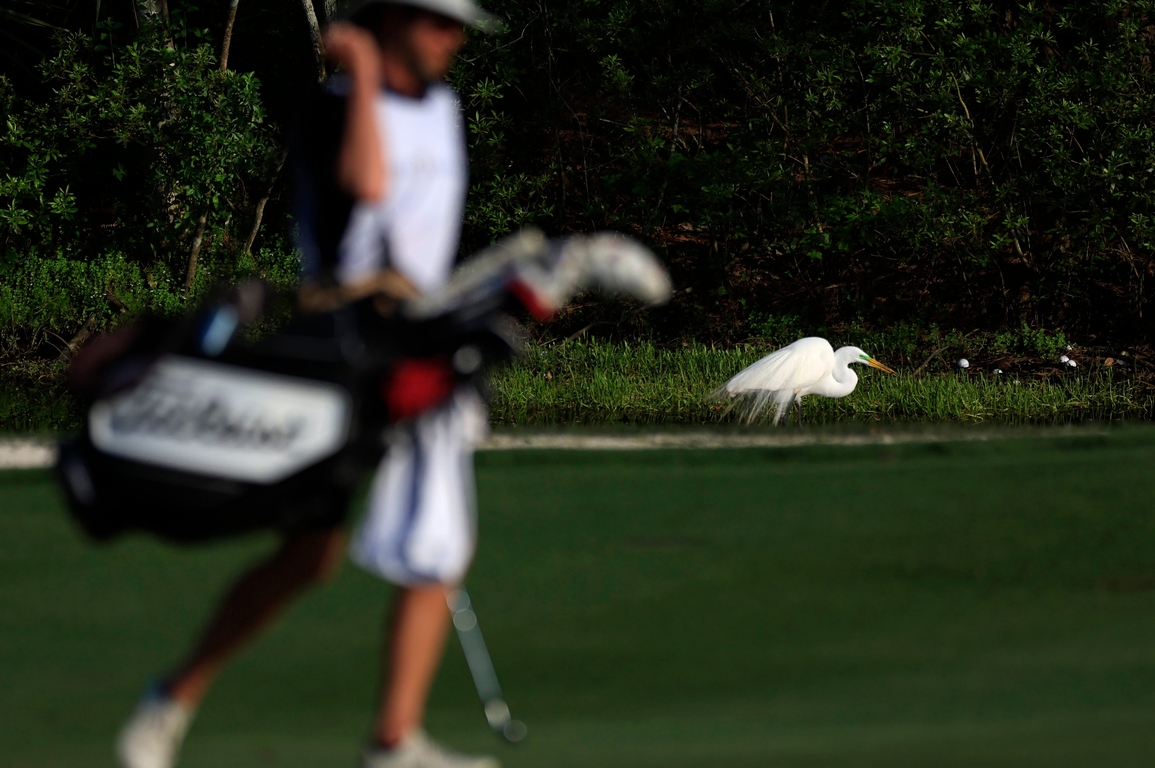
[457,0,1155,345]
[4,1,1155,400]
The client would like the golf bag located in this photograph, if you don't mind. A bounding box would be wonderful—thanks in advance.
[56,229,672,544]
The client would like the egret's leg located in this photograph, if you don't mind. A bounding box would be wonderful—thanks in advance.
[796,396,804,428]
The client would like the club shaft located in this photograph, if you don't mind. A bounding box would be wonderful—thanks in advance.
[448,589,503,704]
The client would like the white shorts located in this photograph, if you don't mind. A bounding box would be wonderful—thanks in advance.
[349,389,487,586]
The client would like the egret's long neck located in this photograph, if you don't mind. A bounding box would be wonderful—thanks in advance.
[811,350,861,399]
[822,364,859,398]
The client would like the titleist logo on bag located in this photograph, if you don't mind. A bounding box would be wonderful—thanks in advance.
[90,355,351,484]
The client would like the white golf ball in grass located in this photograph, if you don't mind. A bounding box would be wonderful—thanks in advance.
[957,358,970,369]
[1059,355,1070,363]
[1067,359,1077,368]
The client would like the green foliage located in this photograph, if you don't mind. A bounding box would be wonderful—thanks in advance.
[0,250,162,343]
[9,1,1155,427]
[0,14,296,373]
[749,312,806,345]
[452,63,556,238]
[987,325,1070,360]
[1,17,276,262]
[455,0,1155,340]
[827,321,1069,366]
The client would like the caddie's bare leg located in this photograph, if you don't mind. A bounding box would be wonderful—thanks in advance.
[374,584,454,747]
[119,528,347,768]
[166,528,347,706]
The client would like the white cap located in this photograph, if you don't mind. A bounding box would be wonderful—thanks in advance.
[345,0,498,29]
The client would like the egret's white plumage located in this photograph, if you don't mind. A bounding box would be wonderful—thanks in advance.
[713,337,896,424]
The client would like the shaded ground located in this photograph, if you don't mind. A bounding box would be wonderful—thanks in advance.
[3,430,1155,766]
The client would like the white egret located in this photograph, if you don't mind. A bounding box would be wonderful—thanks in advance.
[713,337,896,425]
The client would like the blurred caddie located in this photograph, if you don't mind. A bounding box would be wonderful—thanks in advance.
[116,1,502,766]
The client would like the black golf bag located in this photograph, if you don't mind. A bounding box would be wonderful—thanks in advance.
[57,267,521,544]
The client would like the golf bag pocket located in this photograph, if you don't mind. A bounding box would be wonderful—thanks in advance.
[89,355,352,484]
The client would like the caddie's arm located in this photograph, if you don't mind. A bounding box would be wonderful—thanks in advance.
[322,22,388,202]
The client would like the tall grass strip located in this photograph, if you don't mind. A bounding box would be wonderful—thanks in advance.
[489,341,1155,426]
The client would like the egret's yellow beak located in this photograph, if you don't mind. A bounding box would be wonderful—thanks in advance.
[867,358,897,374]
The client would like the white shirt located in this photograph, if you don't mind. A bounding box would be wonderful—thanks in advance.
[335,83,468,293]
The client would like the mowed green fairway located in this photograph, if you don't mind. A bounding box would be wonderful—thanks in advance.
[4,430,1155,767]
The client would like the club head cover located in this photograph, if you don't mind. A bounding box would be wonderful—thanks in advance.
[508,232,673,318]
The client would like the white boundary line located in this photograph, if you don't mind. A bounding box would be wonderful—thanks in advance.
[0,440,57,470]
[479,429,1027,451]
[1,427,1078,470]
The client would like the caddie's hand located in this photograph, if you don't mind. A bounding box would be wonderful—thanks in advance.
[323,22,382,85]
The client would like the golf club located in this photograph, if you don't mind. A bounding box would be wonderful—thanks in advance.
[447,588,527,743]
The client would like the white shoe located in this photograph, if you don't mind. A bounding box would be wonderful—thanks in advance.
[116,686,194,768]
[362,730,501,768]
